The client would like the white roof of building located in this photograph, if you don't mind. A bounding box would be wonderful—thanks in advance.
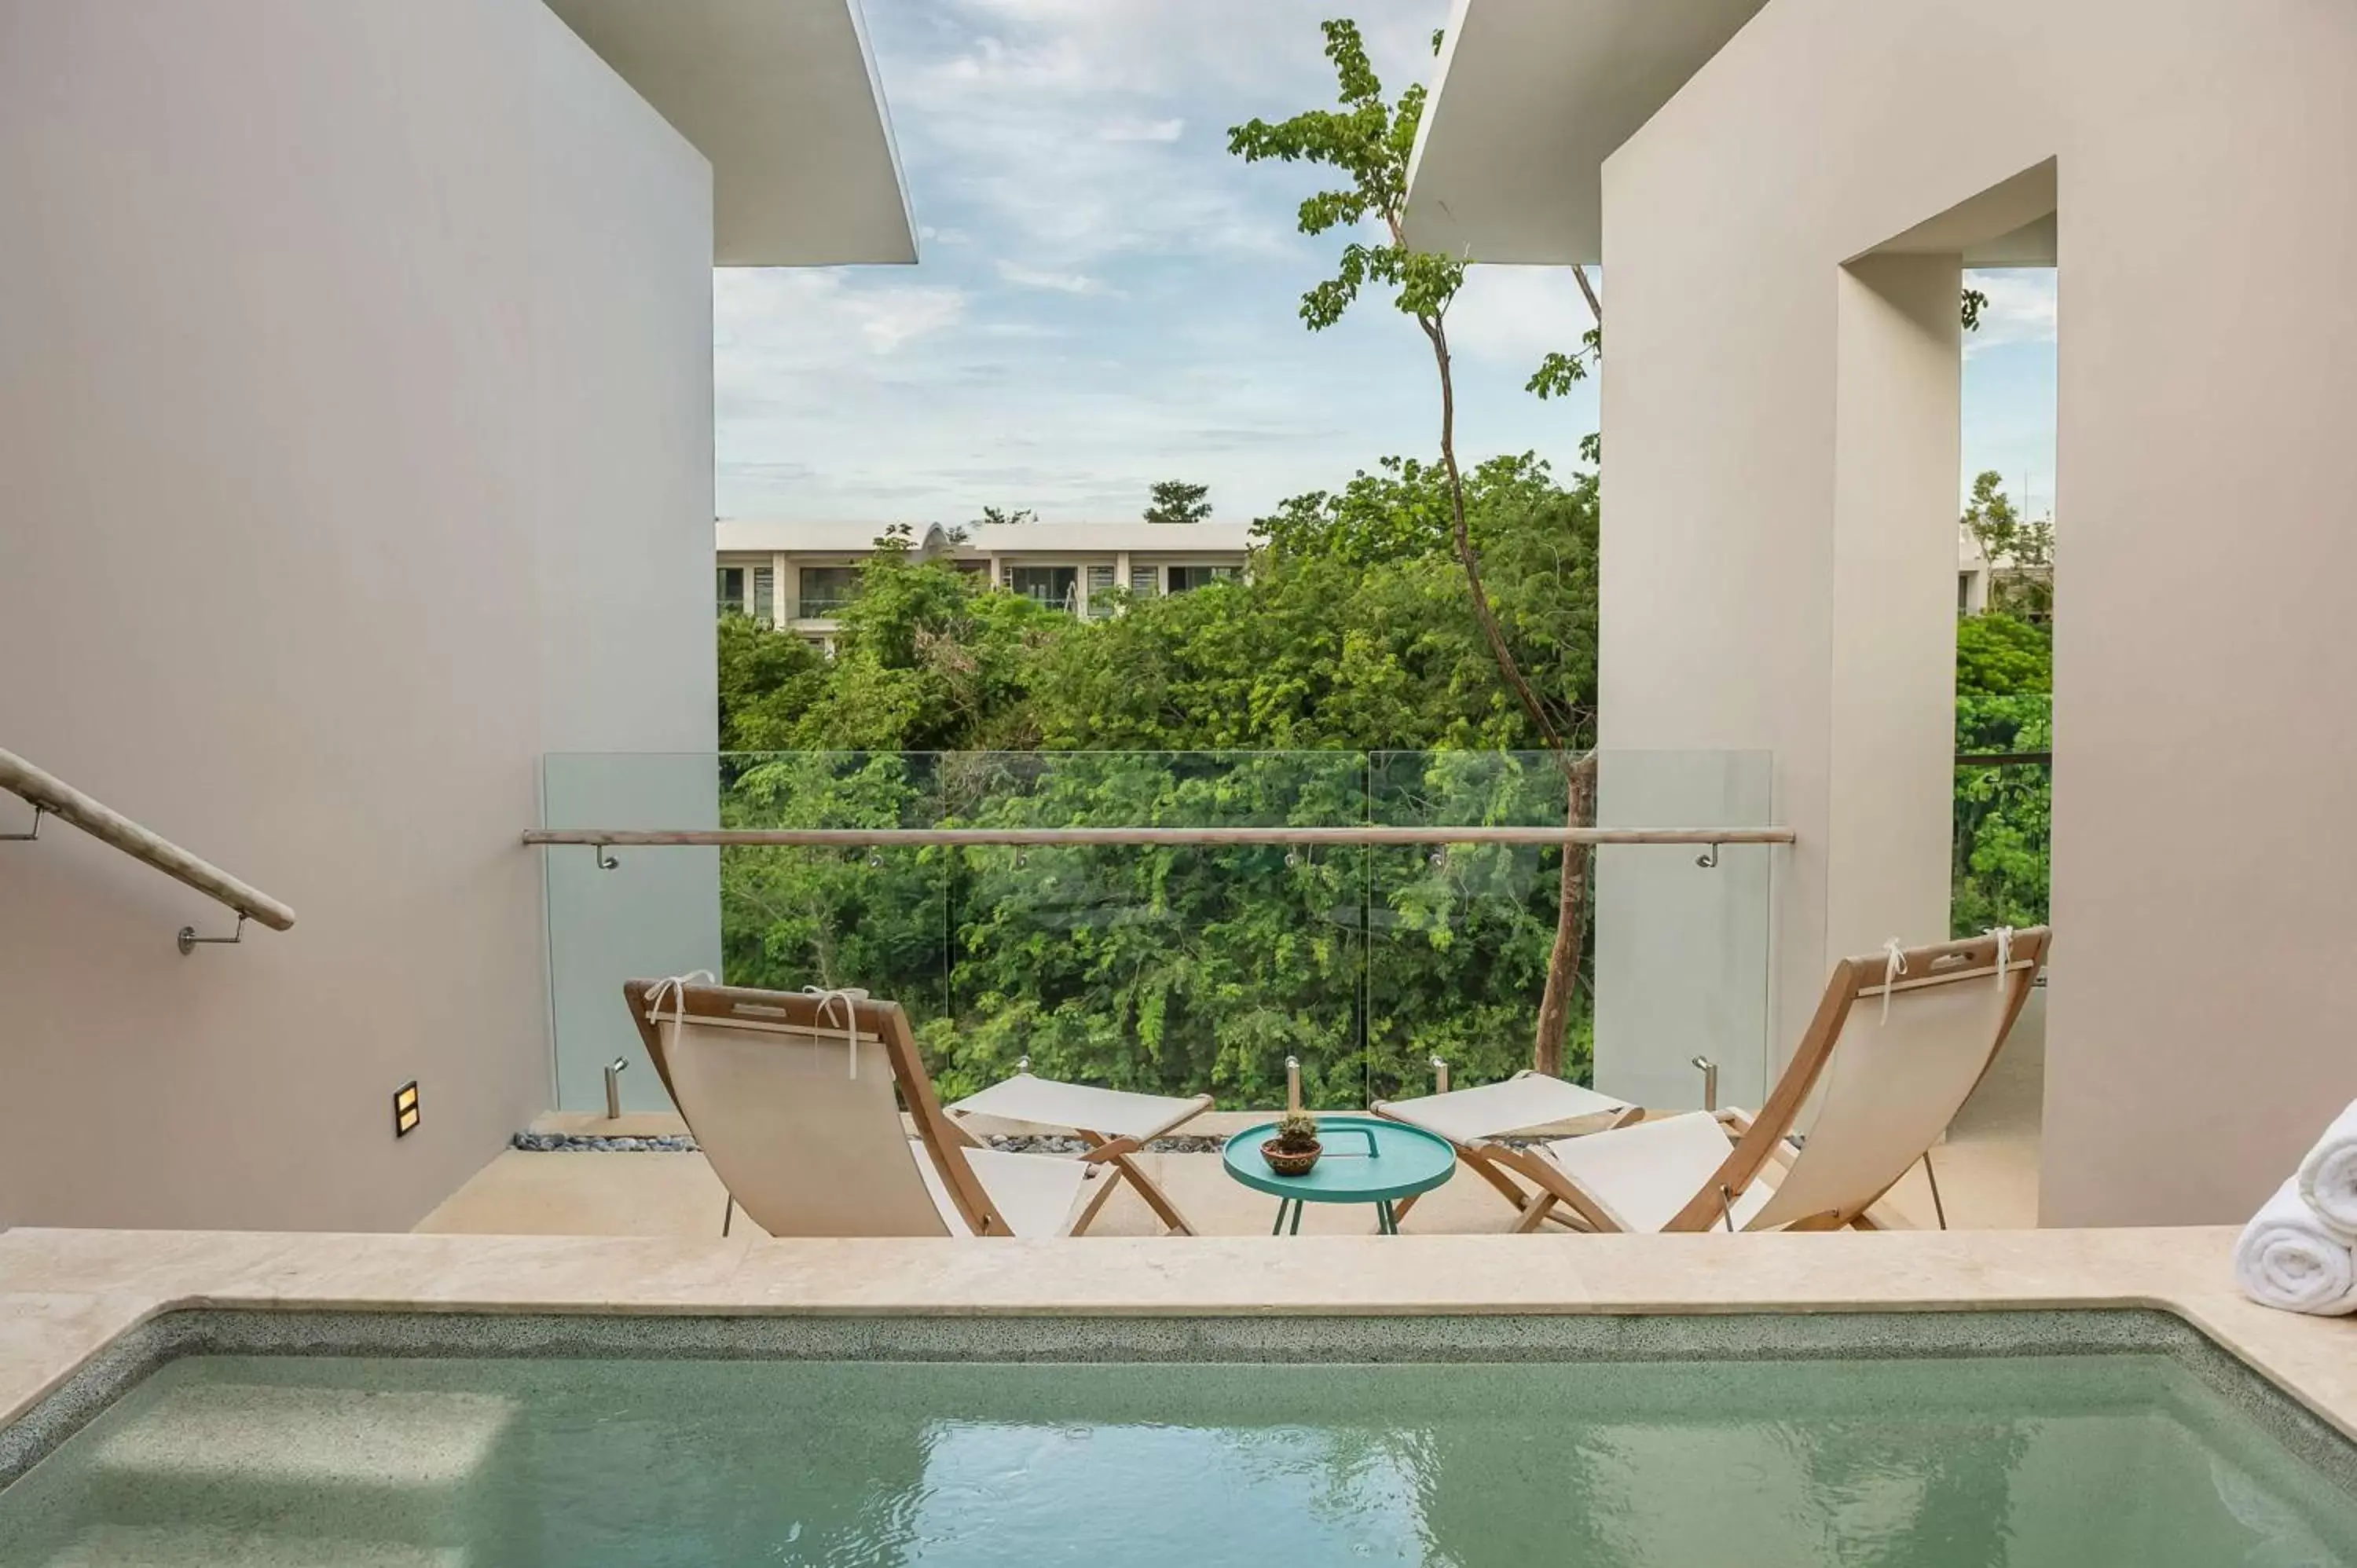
[715,520,904,554]
[1403,0,1768,264]
[542,0,914,266]
[715,519,1259,555]
[960,521,1257,555]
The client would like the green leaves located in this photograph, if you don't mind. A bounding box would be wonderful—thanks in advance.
[717,615,830,753]
[1961,470,2055,619]
[1956,614,2051,698]
[1142,480,1211,526]
[720,455,1596,769]
[1226,17,1461,334]
[1526,327,1603,400]
[713,749,1594,1108]
[1953,621,2051,936]
[715,553,1069,754]
[709,456,1611,1106]
[1321,16,1384,108]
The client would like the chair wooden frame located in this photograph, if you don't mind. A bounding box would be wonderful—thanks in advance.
[944,1076,1211,1236]
[1380,1086,1645,1231]
[1382,929,2050,1234]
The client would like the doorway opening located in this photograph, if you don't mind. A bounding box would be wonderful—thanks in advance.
[1947,181,2056,1225]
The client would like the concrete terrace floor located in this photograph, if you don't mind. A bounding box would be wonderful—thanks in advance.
[420,1028,2045,1238]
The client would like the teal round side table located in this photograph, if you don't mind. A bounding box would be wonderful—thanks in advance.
[1221,1114,1456,1235]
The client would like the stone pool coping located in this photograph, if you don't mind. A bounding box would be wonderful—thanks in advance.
[2,1225,2352,1446]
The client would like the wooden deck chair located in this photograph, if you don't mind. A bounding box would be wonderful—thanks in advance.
[1370,1072,1643,1226]
[622,979,1200,1237]
[945,1068,1212,1236]
[1376,929,2050,1233]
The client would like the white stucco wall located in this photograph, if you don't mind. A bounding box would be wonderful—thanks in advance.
[0,0,715,1229]
[1597,0,2357,1224]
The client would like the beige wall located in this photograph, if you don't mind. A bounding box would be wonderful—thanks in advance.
[0,0,715,1229]
[1599,0,2357,1223]
[1824,255,1963,969]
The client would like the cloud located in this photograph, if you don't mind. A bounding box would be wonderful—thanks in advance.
[711,0,1605,524]
[1444,266,1600,367]
[995,260,1111,295]
[707,5,1659,523]
[713,271,970,419]
[1100,116,1185,143]
[1963,268,2057,356]
[883,2,1450,268]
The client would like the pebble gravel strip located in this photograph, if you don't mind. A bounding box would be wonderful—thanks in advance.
[511,1131,1233,1155]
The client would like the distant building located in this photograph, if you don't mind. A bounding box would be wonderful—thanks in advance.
[715,519,1256,640]
[1957,522,2054,617]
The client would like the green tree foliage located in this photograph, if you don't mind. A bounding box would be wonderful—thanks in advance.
[1952,471,2055,934]
[1036,455,1593,755]
[711,455,1603,1106]
[1953,611,2052,937]
[1230,18,1597,1078]
[1226,24,1464,334]
[1142,481,1212,527]
[772,554,1065,754]
[1527,328,1601,404]
[715,614,829,753]
[1961,470,2055,619]
[1955,611,2051,699]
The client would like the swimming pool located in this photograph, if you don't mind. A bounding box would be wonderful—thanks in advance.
[2,1310,2352,1566]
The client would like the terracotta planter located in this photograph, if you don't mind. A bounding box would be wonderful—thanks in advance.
[1263,1138,1322,1177]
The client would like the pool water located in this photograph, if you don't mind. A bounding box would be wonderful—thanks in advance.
[2,1350,2353,1566]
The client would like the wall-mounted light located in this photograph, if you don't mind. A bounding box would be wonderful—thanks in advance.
[393,1080,421,1138]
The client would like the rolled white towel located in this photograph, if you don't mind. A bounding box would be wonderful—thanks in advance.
[2235,1178,2357,1316]
[2295,1100,2357,1238]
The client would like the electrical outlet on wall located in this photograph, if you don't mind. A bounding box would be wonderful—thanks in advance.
[393,1080,420,1138]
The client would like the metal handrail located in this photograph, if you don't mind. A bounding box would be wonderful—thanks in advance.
[0,747,297,946]
[522,825,1794,850]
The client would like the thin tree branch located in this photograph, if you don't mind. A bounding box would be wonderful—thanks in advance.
[1420,311,1571,768]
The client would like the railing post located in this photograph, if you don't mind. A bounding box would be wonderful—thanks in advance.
[1285,1056,1302,1113]
[1431,1055,1450,1095]
[603,1057,628,1121]
[1692,1055,1719,1112]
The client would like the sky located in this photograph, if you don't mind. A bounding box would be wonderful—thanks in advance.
[714,0,2058,527]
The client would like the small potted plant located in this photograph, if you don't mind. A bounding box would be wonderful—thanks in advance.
[1263,1110,1323,1176]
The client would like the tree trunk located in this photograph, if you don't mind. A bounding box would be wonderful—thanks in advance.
[1530,753,1596,1079]
[1413,303,1594,1078]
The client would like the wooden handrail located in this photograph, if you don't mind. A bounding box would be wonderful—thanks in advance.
[0,748,296,932]
[522,825,1794,850]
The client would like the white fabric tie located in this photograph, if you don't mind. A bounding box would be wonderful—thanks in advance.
[1878,938,1908,1024]
[1984,925,2015,995]
[643,970,717,1057]
[803,985,866,1079]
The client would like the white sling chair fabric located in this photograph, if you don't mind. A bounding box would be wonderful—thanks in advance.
[919,1146,1095,1238]
[1743,960,2027,1230]
[948,1072,1208,1142]
[1541,938,2044,1232]
[1376,1072,1631,1145]
[643,995,1086,1238]
[1544,1111,1772,1233]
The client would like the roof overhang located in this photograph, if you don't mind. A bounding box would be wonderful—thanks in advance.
[1404,0,1767,265]
[542,0,915,266]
